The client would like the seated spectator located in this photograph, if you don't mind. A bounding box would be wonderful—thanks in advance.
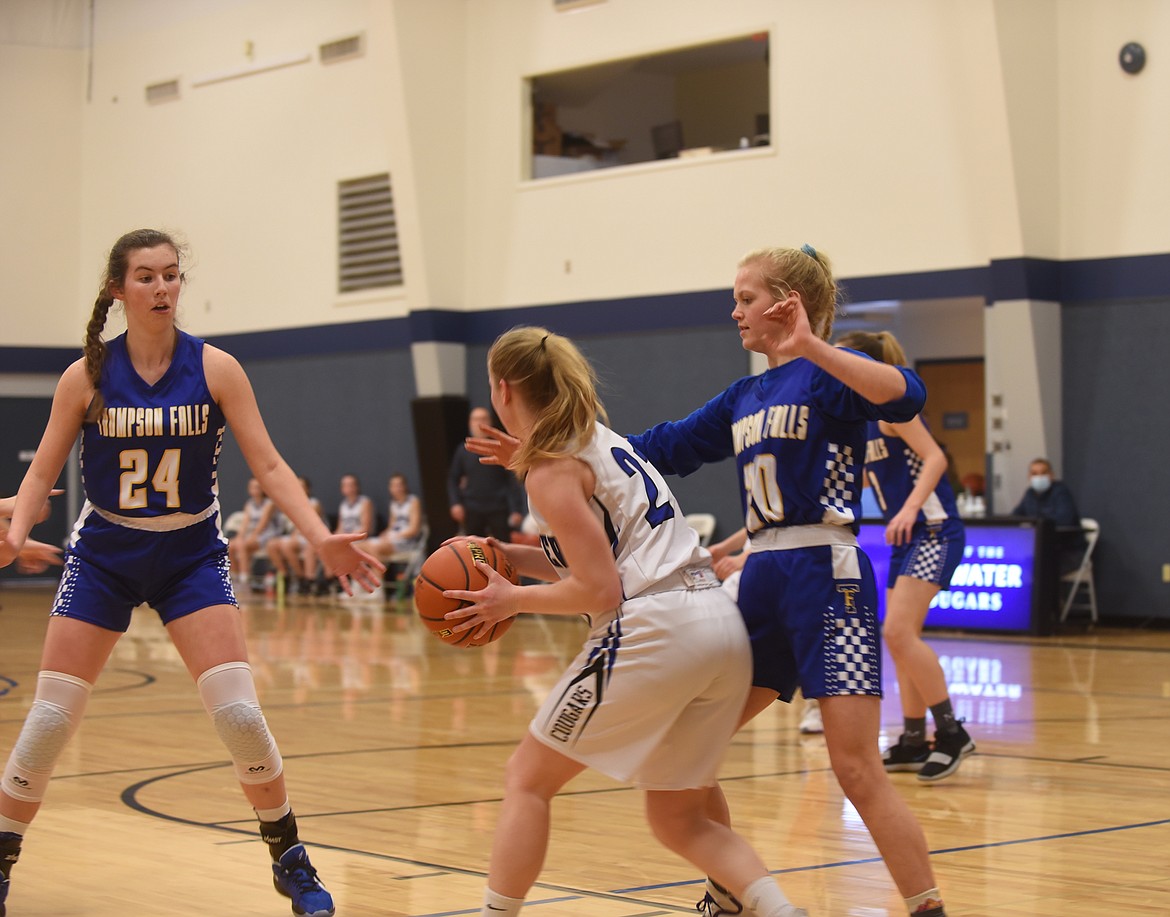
[1011,457,1086,572]
[228,477,283,589]
[335,473,377,599]
[357,473,424,565]
[335,473,375,537]
[266,476,326,597]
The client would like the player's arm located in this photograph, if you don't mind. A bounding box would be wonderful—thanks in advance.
[443,457,622,632]
[0,361,88,565]
[709,527,747,562]
[205,346,383,589]
[766,296,909,404]
[882,416,948,546]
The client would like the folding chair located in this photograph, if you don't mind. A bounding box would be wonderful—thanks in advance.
[685,513,717,547]
[1060,518,1099,624]
[388,524,429,600]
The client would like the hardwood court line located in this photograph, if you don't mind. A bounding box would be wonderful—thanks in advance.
[612,815,1170,890]
[112,751,1170,915]
[125,763,705,917]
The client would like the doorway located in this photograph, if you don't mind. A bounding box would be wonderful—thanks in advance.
[915,359,986,497]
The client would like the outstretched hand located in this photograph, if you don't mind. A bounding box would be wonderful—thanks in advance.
[713,551,747,581]
[17,538,63,574]
[465,424,520,468]
[885,506,918,547]
[763,294,818,359]
[317,532,386,596]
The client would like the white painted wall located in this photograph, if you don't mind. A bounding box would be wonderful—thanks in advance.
[1059,0,1170,257]
[2,0,1170,351]
[75,0,412,341]
[0,44,85,346]
[984,299,1062,510]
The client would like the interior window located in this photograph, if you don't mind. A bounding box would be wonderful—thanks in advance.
[528,33,771,179]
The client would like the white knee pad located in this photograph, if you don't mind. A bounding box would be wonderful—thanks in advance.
[196,661,283,785]
[2,672,92,804]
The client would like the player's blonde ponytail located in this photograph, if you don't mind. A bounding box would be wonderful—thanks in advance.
[487,326,608,476]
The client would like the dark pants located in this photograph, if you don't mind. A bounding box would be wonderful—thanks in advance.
[463,507,513,541]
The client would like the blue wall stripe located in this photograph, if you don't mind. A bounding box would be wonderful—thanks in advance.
[5,252,1170,366]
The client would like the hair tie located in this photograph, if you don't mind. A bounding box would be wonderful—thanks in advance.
[800,243,818,260]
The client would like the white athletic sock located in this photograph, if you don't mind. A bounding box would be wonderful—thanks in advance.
[905,886,944,914]
[0,813,30,836]
[482,886,524,916]
[742,875,794,917]
[254,799,292,823]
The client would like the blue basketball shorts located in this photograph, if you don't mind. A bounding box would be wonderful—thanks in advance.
[51,511,237,632]
[886,518,965,589]
[736,542,881,702]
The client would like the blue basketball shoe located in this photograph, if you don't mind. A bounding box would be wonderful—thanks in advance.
[0,831,21,917]
[272,843,335,916]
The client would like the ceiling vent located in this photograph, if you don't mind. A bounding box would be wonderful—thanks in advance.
[145,79,180,104]
[320,33,364,64]
[338,173,402,293]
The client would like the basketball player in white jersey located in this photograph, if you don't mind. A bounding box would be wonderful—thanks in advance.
[442,326,806,917]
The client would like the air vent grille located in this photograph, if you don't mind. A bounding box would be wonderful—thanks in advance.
[338,173,402,293]
[145,79,180,104]
[320,34,364,64]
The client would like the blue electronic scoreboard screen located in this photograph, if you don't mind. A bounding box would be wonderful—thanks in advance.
[857,520,1039,633]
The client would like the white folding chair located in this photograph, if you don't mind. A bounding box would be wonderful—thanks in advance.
[685,512,717,547]
[1060,518,1099,624]
[389,524,429,599]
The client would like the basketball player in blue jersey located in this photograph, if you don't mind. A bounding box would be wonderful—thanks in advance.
[444,327,806,917]
[623,246,951,917]
[836,331,974,782]
[0,229,384,917]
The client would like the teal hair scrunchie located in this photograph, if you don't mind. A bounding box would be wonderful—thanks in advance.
[800,243,818,259]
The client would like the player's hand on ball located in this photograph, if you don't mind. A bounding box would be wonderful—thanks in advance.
[442,562,520,640]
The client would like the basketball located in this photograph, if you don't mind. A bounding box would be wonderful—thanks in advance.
[414,539,520,647]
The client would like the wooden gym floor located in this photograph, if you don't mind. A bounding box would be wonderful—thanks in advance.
[0,584,1167,916]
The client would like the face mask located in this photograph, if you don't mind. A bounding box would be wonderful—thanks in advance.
[1030,474,1052,494]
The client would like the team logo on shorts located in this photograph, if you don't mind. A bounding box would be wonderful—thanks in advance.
[836,583,860,610]
[543,651,608,746]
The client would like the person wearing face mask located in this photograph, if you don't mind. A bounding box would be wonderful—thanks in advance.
[1011,458,1085,572]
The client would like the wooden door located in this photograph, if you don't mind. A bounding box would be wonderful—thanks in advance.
[916,359,985,493]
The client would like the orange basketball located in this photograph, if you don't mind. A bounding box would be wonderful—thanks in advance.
[414,539,520,647]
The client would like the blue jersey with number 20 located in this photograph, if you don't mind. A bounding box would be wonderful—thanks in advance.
[627,352,925,534]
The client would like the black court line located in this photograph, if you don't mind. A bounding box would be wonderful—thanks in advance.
[91,667,158,693]
[117,746,1170,916]
[121,762,700,915]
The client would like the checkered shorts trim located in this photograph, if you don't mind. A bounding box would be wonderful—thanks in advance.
[821,587,881,696]
[903,529,949,584]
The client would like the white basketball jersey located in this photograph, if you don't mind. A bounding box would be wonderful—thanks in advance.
[530,422,709,600]
[337,495,369,534]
